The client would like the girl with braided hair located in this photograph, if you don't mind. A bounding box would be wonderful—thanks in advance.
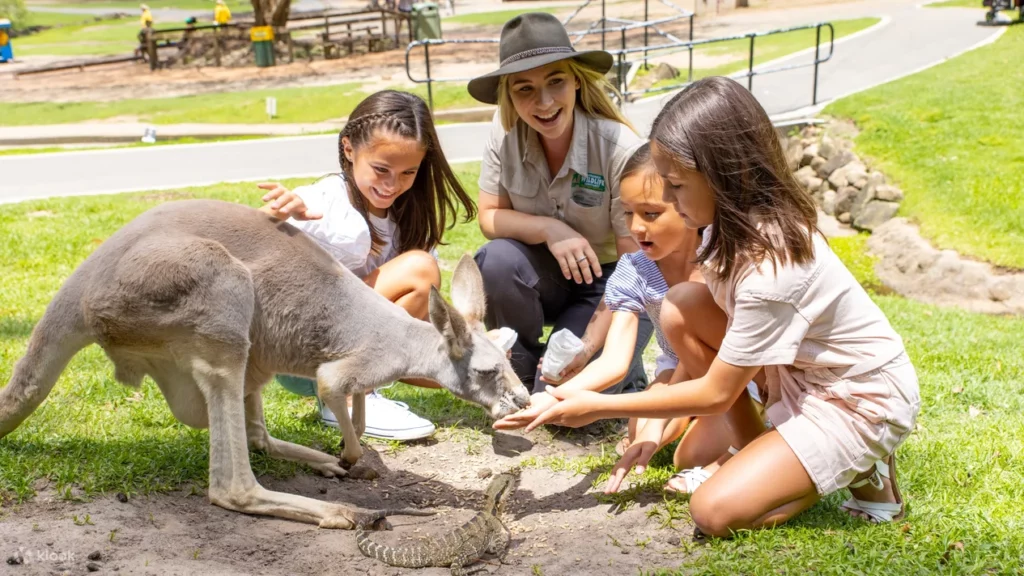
[256,90,480,441]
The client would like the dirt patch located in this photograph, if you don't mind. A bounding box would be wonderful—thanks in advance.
[867,218,1024,315]
[0,429,695,575]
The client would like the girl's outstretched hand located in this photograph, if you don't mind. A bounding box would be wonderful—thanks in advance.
[524,386,605,432]
[258,182,323,220]
[603,420,664,493]
[492,392,558,430]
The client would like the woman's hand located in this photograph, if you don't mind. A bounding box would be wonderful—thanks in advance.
[258,182,323,220]
[544,221,602,285]
[492,392,558,431]
[603,418,667,494]
[537,344,591,385]
[523,386,606,432]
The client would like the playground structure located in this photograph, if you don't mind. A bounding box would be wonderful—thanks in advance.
[403,0,835,111]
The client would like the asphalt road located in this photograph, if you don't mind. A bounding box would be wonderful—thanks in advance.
[0,0,1001,204]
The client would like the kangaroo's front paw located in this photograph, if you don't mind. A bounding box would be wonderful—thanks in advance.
[309,460,350,478]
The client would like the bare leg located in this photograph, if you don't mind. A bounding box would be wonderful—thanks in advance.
[363,250,443,389]
[843,452,903,522]
[660,282,766,492]
[244,391,348,478]
[689,430,819,537]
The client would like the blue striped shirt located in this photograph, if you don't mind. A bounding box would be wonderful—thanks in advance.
[604,251,678,375]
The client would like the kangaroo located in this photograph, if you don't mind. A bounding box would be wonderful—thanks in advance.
[0,199,530,529]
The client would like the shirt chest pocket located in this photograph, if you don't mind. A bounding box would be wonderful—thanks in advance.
[499,165,546,215]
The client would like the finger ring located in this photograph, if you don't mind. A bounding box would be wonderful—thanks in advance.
[576,256,588,263]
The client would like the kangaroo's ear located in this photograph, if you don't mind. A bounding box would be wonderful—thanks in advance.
[428,286,470,359]
[451,254,487,326]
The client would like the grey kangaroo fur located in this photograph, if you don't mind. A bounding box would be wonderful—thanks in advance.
[0,199,530,529]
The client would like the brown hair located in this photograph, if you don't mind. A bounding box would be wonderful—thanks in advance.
[338,90,476,255]
[650,76,819,279]
[496,59,635,133]
[620,142,661,200]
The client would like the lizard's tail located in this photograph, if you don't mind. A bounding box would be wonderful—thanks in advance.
[356,529,431,568]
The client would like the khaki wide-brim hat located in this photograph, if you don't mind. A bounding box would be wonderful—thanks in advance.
[468,12,613,105]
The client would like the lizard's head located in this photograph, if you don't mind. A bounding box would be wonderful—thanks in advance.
[427,255,531,420]
[485,468,521,516]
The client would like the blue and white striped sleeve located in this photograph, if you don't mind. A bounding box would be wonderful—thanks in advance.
[604,253,646,314]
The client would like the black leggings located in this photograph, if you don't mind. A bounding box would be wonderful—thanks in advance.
[474,238,653,395]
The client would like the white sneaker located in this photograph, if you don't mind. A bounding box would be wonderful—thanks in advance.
[317,390,435,441]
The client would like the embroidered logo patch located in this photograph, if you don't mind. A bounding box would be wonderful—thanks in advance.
[572,172,606,192]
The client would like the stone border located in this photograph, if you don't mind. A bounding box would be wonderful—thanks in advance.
[777,120,1024,316]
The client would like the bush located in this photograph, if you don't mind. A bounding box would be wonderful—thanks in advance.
[0,0,28,28]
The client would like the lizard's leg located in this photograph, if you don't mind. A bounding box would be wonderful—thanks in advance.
[488,526,512,564]
[244,391,349,478]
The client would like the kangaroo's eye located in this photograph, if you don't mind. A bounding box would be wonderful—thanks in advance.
[472,368,499,380]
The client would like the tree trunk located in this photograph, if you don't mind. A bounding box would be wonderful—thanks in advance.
[251,0,291,27]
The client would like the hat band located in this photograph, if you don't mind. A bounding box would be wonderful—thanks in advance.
[500,46,575,68]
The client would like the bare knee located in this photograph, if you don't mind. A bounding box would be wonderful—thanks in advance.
[402,250,441,291]
[661,282,715,332]
[674,435,719,470]
[690,488,742,538]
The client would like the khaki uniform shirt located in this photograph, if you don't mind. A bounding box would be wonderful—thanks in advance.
[478,109,643,264]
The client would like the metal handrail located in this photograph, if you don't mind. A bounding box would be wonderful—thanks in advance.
[613,22,835,104]
[404,13,833,112]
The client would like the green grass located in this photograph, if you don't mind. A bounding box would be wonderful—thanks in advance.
[926,0,984,7]
[12,16,140,56]
[20,10,111,29]
[445,6,562,26]
[0,83,477,126]
[641,18,880,94]
[826,26,1024,268]
[2,166,1023,572]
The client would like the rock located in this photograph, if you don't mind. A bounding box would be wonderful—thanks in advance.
[819,180,831,195]
[834,186,858,215]
[805,176,824,192]
[89,551,103,561]
[801,143,819,166]
[88,562,102,572]
[794,165,816,180]
[868,171,886,188]
[838,212,852,224]
[818,150,855,179]
[666,535,682,546]
[853,176,868,189]
[818,136,836,160]
[875,185,905,202]
[7,554,24,565]
[822,189,838,215]
[810,156,827,173]
[116,492,128,503]
[988,278,1014,302]
[786,141,803,172]
[477,467,493,479]
[828,160,866,188]
[849,184,877,219]
[853,201,900,231]
[650,62,679,81]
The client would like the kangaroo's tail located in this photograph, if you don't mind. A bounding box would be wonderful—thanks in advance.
[0,282,92,439]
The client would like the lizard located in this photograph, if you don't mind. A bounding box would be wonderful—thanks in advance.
[356,469,520,575]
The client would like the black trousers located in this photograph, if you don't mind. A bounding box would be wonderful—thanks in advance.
[474,238,653,395]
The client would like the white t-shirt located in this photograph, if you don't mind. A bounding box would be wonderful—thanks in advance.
[289,175,400,279]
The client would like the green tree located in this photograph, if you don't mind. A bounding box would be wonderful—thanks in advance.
[251,0,291,27]
[0,0,28,26]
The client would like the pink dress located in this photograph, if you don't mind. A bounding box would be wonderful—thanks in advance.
[703,228,920,495]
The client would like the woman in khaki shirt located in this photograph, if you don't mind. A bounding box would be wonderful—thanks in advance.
[469,12,652,399]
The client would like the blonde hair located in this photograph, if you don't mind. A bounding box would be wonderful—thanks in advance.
[496,59,635,134]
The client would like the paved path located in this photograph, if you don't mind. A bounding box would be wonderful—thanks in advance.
[0,0,1002,203]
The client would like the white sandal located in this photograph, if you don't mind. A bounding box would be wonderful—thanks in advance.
[665,446,739,495]
[840,455,905,523]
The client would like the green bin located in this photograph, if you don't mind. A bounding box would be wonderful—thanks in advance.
[251,26,276,67]
[411,2,442,41]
